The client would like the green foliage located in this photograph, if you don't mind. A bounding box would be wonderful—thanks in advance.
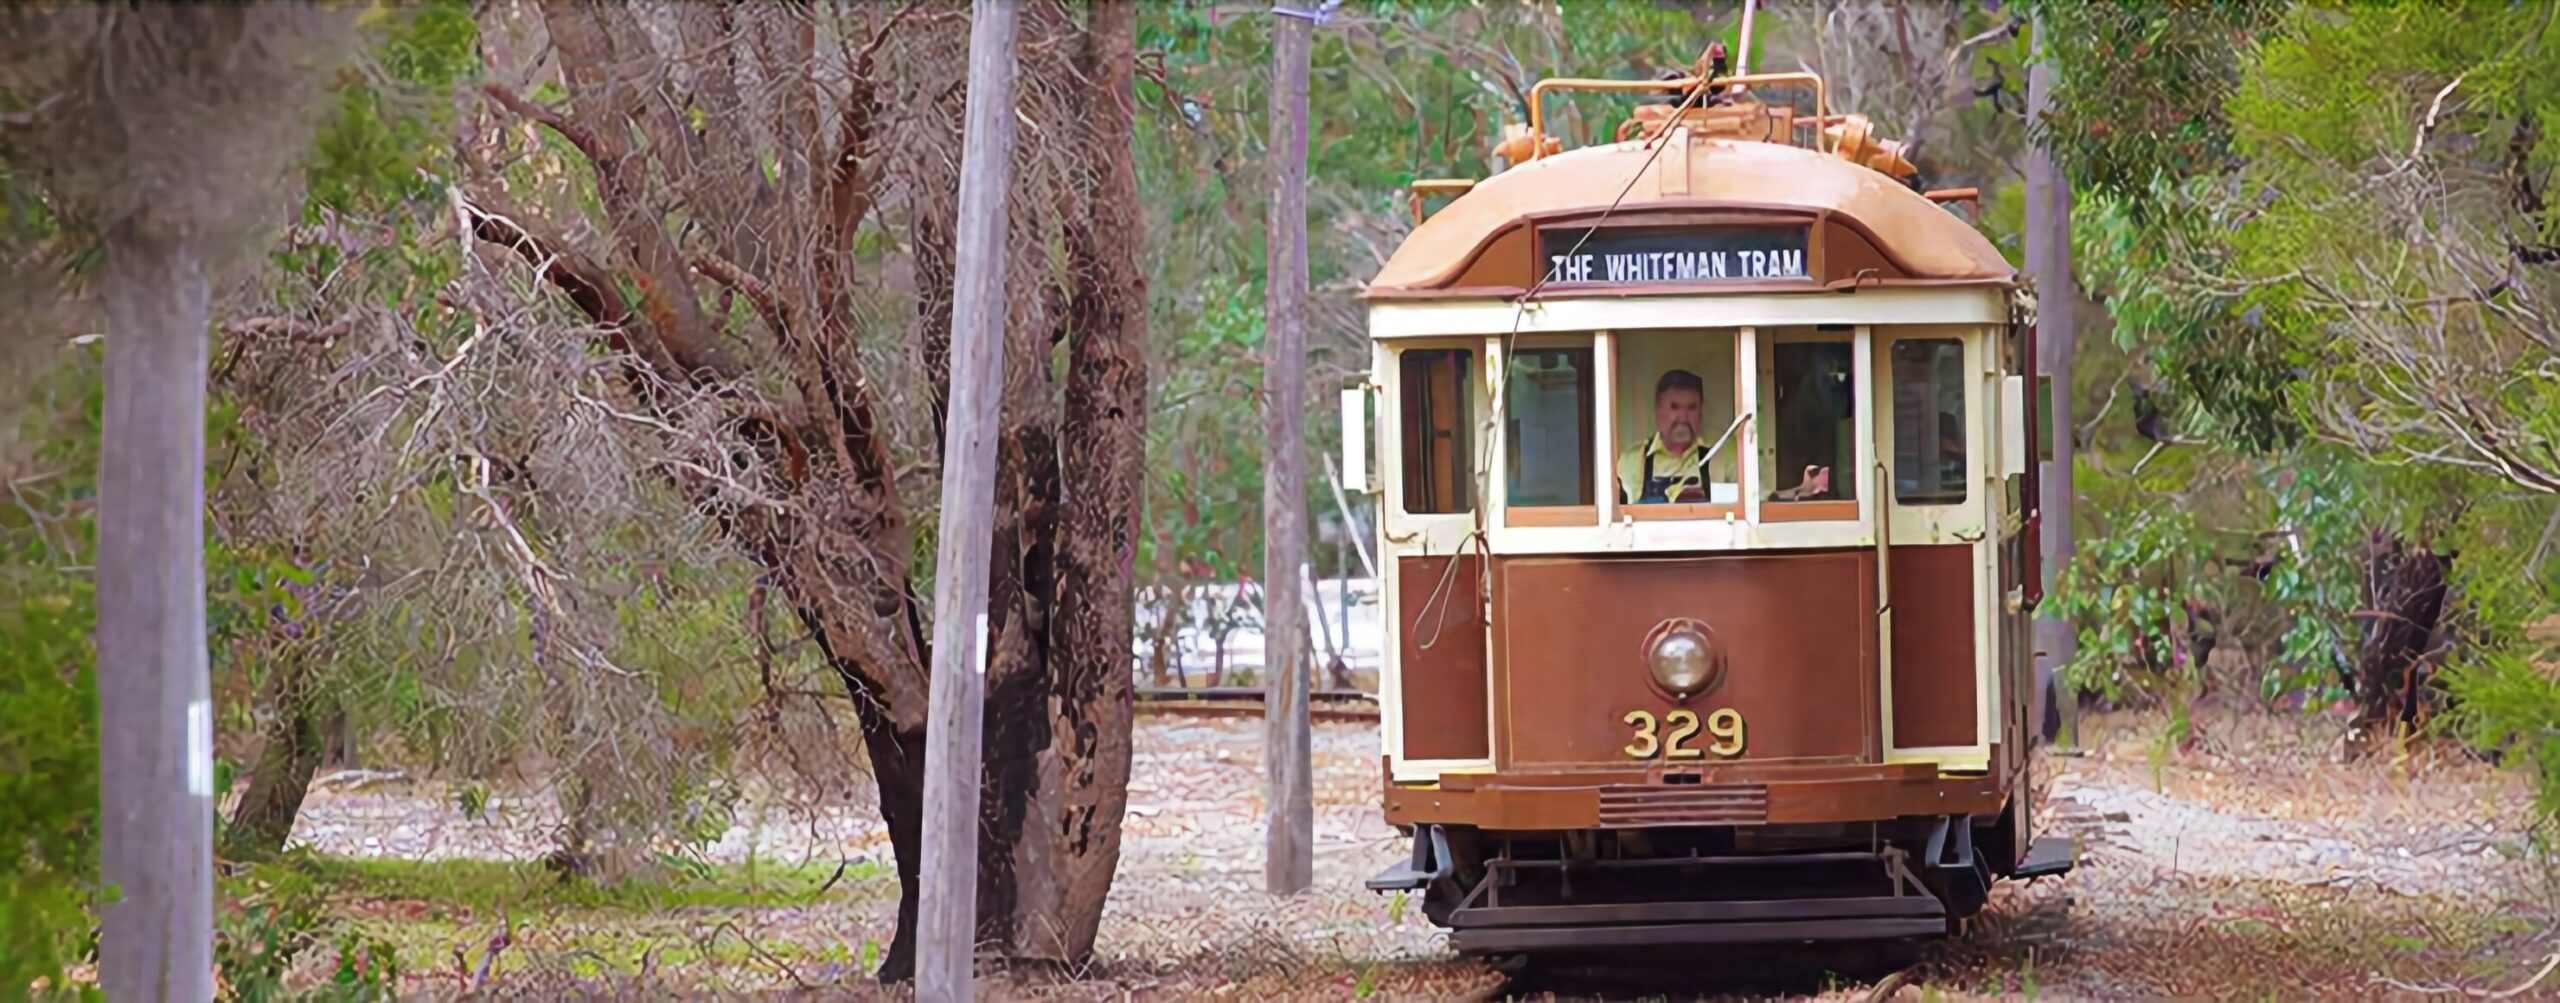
[304,1,479,217]
[216,859,401,1002]
[0,582,102,1000]
[2071,183,2298,451]
[2024,0,2288,208]
[2045,463,2210,705]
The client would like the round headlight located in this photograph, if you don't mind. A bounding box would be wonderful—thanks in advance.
[1648,626,1714,696]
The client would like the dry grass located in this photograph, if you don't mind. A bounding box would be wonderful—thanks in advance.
[276,706,2555,1001]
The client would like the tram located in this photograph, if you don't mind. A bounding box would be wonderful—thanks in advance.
[1344,38,2074,955]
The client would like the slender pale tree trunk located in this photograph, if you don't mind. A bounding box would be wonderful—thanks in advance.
[2024,19,2077,743]
[1261,3,1315,897]
[97,229,216,1002]
[918,0,1020,996]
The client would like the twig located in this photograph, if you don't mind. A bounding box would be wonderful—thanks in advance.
[310,768,406,790]
[2129,439,2171,477]
[481,83,609,168]
[2078,371,2129,448]
[2412,73,2467,161]
[1864,967,1915,1003]
[2371,950,2560,998]
[698,919,816,990]
[465,907,513,992]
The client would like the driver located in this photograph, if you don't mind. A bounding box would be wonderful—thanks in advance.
[1616,369,1716,504]
[1615,368,1832,505]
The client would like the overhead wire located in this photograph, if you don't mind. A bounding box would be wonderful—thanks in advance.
[1413,60,1728,649]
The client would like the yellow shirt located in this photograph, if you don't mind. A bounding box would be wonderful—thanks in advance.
[1615,433,1720,504]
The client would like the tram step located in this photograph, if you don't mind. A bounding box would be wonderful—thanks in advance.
[2015,835,2077,879]
[1365,860,1434,892]
[1365,824,1453,892]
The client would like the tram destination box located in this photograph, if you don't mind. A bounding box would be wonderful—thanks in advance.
[1538,223,1809,286]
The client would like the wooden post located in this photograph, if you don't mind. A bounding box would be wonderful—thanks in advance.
[1263,2,1316,897]
[918,0,1020,997]
[97,230,218,1003]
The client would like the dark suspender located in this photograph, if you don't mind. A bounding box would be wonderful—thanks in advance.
[1634,436,1704,504]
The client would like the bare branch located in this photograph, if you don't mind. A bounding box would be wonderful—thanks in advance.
[480,83,608,168]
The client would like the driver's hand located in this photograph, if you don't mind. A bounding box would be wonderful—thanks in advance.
[1803,465,1831,495]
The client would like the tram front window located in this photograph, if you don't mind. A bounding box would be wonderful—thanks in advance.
[1613,331,1740,507]
[1399,347,1474,515]
[1503,346,1595,507]
[1760,336,1857,504]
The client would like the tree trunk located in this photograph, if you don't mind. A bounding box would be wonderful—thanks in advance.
[1261,1,1316,898]
[1027,0,1147,959]
[2024,17,2079,744]
[2350,533,2452,756]
[223,653,326,859]
[97,228,217,1003]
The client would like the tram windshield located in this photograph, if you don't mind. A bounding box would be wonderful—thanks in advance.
[1757,330,1857,505]
[1429,329,1876,521]
[1609,331,1741,507]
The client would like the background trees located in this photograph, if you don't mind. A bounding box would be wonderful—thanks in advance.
[2,0,2559,995]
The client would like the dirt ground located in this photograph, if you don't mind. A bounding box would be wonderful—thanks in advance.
[282,706,2560,1001]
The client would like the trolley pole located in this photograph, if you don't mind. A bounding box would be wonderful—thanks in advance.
[918,0,1020,997]
[1263,0,1317,897]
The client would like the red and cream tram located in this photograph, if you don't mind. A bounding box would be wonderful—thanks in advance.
[1343,41,2074,954]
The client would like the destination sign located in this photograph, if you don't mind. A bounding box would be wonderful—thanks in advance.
[1537,225,1811,286]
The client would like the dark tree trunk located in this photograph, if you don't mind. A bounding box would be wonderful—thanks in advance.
[847,684,928,983]
[224,655,326,859]
[2351,532,2453,755]
[967,0,1147,964]
[1037,0,1147,956]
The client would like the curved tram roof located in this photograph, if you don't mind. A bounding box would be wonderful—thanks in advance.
[1365,135,2013,300]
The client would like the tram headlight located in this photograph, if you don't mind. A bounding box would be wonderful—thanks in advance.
[1647,623,1715,697]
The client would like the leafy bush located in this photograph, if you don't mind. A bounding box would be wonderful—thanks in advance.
[216,858,400,1002]
[0,582,103,999]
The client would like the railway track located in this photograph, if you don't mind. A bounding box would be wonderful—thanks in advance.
[1132,686,1379,721]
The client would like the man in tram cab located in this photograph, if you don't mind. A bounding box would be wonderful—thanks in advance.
[1615,368,1831,505]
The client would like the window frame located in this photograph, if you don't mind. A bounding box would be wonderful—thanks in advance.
[1885,335,1972,509]
[1754,325,1863,524]
[1608,326,1747,524]
[1388,340,1485,521]
[1494,333,1599,528]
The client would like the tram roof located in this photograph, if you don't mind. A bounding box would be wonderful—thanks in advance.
[1365,136,2015,299]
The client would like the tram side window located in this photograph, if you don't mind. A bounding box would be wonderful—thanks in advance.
[1504,347,1595,507]
[1399,348,1475,514]
[1892,338,1968,505]
[1761,339,1857,503]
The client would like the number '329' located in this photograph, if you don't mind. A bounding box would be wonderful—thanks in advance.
[1622,708,1746,759]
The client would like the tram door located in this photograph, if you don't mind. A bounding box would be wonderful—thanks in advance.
[1877,329,1993,763]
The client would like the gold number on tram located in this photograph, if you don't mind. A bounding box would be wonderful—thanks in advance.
[1621,710,1659,758]
[1662,710,1705,760]
[1707,707,1746,756]
[1623,707,1746,760]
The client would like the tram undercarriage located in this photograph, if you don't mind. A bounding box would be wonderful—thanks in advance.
[1370,815,2075,953]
